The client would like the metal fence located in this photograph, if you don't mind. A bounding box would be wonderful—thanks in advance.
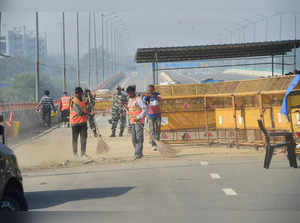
[156,76,299,147]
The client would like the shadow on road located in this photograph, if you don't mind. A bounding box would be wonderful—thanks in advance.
[26,186,135,210]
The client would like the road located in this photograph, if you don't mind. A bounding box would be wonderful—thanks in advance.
[23,157,300,222]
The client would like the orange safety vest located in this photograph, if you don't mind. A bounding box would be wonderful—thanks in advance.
[128,97,146,124]
[60,96,70,111]
[69,97,88,125]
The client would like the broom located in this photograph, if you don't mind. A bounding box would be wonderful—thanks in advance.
[144,126,177,158]
[89,114,110,154]
[96,134,110,154]
[86,91,110,154]
[120,103,177,158]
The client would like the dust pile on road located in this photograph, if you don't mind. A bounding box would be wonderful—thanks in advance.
[13,116,266,171]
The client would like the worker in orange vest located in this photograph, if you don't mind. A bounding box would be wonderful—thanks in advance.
[126,85,147,160]
[59,91,71,127]
[70,87,89,160]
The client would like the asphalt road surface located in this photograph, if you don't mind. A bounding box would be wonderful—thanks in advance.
[22,157,300,223]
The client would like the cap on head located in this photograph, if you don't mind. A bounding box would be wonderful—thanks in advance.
[75,87,83,94]
[63,91,68,95]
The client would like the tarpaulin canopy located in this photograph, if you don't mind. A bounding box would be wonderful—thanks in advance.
[135,40,300,63]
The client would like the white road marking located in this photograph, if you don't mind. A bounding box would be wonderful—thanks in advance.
[200,161,208,166]
[222,188,238,196]
[210,173,221,179]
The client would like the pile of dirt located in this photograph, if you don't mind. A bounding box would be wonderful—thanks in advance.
[13,116,266,172]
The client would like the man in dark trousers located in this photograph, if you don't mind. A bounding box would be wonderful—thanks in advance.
[143,85,162,151]
[70,87,89,160]
[127,85,147,159]
[37,90,56,128]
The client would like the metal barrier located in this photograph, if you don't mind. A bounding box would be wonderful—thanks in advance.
[156,76,300,148]
[94,101,113,114]
[90,75,300,150]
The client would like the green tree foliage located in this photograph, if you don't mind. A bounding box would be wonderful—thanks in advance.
[0,72,62,103]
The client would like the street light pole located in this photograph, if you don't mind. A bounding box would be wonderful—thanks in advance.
[35,12,40,103]
[265,17,268,41]
[88,12,91,89]
[279,14,282,41]
[116,30,119,73]
[294,14,297,72]
[0,12,2,38]
[101,13,105,84]
[111,21,114,73]
[62,12,67,92]
[76,12,80,86]
[93,12,99,86]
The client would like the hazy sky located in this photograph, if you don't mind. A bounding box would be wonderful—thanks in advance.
[1,0,300,57]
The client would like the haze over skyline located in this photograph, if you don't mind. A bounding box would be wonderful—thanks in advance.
[1,0,299,58]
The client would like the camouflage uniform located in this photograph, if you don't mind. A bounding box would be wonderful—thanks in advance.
[85,93,98,137]
[110,92,128,137]
[127,94,132,134]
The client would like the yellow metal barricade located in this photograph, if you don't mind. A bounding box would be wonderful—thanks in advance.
[95,101,113,112]
[154,76,300,146]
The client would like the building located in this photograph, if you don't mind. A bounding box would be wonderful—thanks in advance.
[0,36,7,54]
[6,27,47,60]
[8,29,23,57]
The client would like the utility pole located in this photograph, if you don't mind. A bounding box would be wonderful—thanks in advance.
[279,14,282,41]
[76,12,80,86]
[253,23,256,42]
[294,14,297,72]
[117,31,120,73]
[0,12,2,37]
[105,19,110,74]
[93,12,98,87]
[114,29,117,73]
[101,13,105,84]
[35,12,40,103]
[88,12,91,89]
[111,21,114,73]
[265,17,268,41]
[62,12,67,92]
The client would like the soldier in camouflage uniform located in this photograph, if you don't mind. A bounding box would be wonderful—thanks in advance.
[110,86,128,137]
[84,89,98,137]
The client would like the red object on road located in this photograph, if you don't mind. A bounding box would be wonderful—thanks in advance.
[6,112,14,127]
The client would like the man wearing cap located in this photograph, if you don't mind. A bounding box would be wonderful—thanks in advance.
[127,85,147,159]
[110,86,128,137]
[70,87,89,160]
[59,91,71,127]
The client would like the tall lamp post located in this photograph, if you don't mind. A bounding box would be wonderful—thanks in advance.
[76,12,80,86]
[35,12,40,102]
